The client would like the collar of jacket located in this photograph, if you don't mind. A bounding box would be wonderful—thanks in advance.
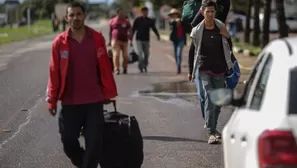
[190,19,233,80]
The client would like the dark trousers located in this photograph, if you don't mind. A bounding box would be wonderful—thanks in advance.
[58,102,104,168]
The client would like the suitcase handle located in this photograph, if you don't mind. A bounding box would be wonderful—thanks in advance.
[104,99,117,112]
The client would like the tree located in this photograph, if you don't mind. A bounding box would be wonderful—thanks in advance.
[262,0,271,47]
[275,0,288,38]
[253,0,261,46]
[244,0,253,43]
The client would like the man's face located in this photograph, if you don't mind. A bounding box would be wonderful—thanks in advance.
[203,6,216,22]
[66,7,85,29]
[142,10,148,17]
[118,10,125,18]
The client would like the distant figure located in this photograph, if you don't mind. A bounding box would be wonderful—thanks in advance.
[226,10,239,39]
[108,8,132,75]
[132,7,160,73]
[168,8,187,74]
[51,12,59,32]
[62,15,67,31]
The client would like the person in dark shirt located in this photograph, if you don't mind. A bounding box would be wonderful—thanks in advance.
[132,7,160,73]
[188,0,231,123]
[190,1,231,144]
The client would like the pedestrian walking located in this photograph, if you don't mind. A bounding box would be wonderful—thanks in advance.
[187,0,231,120]
[51,12,59,32]
[132,7,160,73]
[46,2,117,168]
[168,8,187,74]
[190,1,232,144]
[109,8,133,75]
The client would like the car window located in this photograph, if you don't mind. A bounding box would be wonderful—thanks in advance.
[242,54,266,105]
[288,67,297,114]
[249,54,273,110]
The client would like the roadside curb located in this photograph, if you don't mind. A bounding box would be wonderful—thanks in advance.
[160,34,254,72]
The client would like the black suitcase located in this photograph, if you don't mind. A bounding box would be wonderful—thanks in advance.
[101,100,144,168]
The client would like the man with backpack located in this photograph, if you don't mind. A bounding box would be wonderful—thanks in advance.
[182,0,231,120]
[190,0,232,144]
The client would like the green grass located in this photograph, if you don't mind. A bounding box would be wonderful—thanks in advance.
[0,20,53,44]
[232,39,262,56]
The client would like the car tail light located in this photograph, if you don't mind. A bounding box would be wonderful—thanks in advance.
[258,130,297,168]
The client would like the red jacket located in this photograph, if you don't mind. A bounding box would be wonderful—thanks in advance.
[46,27,117,108]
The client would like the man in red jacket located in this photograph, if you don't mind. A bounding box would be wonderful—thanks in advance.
[46,2,117,168]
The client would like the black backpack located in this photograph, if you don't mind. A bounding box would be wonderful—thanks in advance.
[101,100,144,168]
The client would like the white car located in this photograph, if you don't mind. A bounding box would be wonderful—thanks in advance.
[209,37,297,168]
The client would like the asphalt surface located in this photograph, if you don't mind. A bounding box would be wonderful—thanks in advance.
[0,21,234,168]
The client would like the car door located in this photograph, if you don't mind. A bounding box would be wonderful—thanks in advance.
[223,52,273,168]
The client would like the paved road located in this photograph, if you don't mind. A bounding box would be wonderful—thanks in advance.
[0,22,234,168]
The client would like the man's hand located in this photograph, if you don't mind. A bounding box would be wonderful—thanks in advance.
[220,27,230,39]
[188,74,193,82]
[48,107,57,116]
[102,99,112,104]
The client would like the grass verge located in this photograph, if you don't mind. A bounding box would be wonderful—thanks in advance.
[232,39,262,56]
[0,20,52,44]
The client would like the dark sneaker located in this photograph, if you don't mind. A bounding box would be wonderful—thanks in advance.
[144,67,147,73]
[139,69,143,73]
[208,133,219,144]
[123,69,127,74]
[215,130,222,139]
[177,66,181,74]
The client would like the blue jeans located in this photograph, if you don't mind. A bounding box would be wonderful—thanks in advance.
[228,22,237,38]
[199,72,225,134]
[172,39,185,68]
[136,41,150,70]
[194,71,205,119]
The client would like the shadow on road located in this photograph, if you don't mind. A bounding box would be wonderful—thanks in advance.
[143,136,207,143]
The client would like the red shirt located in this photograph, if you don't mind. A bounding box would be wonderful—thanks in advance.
[61,28,104,105]
[46,26,117,108]
[177,23,184,39]
[109,16,131,42]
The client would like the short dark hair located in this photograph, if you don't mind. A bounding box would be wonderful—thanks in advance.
[66,2,86,14]
[201,0,217,10]
[141,7,148,11]
[116,8,122,14]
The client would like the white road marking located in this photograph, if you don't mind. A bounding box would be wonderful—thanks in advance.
[0,98,44,149]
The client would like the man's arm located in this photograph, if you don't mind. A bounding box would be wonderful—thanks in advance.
[188,27,198,76]
[132,18,138,39]
[150,19,160,40]
[97,32,118,99]
[108,20,113,45]
[46,39,60,109]
[127,20,133,44]
[220,26,230,39]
